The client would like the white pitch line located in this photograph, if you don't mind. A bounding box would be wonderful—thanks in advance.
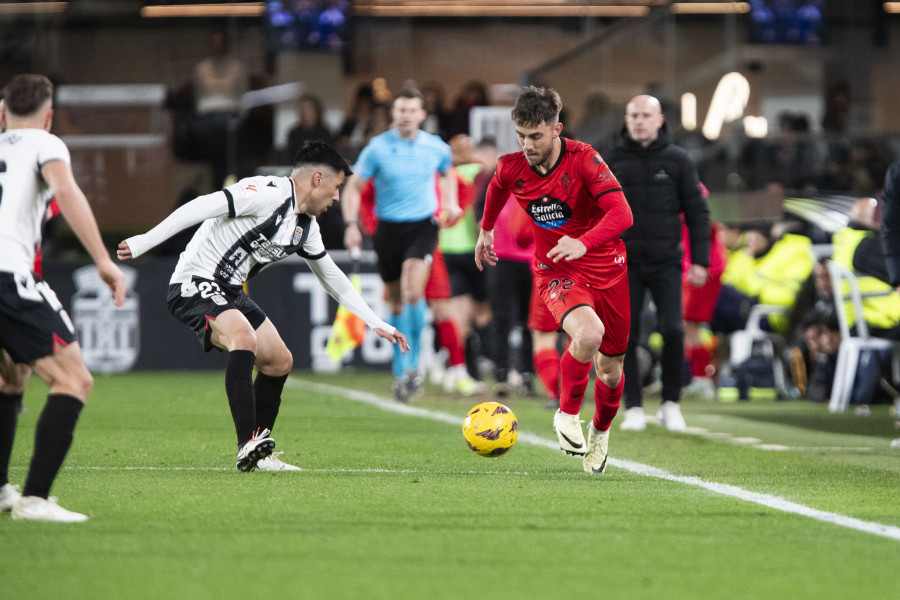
[289,377,900,543]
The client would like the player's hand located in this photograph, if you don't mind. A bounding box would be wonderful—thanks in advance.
[375,327,410,354]
[687,264,708,287]
[97,258,127,307]
[439,204,463,228]
[474,229,497,271]
[343,222,363,253]
[116,241,133,261]
[547,235,587,263]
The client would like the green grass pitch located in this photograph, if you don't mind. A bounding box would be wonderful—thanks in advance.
[2,370,899,599]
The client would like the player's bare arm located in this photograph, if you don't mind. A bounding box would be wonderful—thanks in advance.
[375,327,410,353]
[474,228,497,271]
[341,173,367,251]
[438,169,463,228]
[547,235,587,263]
[42,160,126,307]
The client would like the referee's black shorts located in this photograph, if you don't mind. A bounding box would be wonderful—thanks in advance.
[373,217,439,283]
[0,271,78,363]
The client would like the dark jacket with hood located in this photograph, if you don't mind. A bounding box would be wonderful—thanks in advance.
[604,122,710,269]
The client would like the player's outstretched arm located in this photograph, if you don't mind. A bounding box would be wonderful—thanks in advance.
[42,160,126,307]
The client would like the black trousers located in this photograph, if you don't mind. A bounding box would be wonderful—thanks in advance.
[485,259,533,380]
[623,261,685,407]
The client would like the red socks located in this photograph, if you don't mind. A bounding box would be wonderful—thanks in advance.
[533,348,561,400]
[559,351,592,415]
[687,345,711,378]
[592,375,624,432]
[435,319,465,366]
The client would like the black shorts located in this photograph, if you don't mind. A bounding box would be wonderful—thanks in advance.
[167,277,267,352]
[444,252,487,301]
[373,217,439,283]
[0,271,78,364]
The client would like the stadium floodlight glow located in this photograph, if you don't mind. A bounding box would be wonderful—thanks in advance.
[742,115,767,139]
[0,2,67,14]
[140,3,264,18]
[681,92,697,132]
[671,2,750,14]
[885,2,900,13]
[702,72,750,140]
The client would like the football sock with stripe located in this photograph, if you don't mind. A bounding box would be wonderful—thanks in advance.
[559,350,592,415]
[254,372,288,434]
[226,350,257,448]
[22,394,82,499]
[406,300,427,375]
[593,375,624,432]
[0,392,23,487]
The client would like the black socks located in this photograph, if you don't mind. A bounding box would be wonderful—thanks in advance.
[23,394,83,499]
[254,372,288,435]
[225,350,257,448]
[0,392,23,487]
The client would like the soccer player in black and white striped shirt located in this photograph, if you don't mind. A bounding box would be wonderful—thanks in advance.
[118,141,408,471]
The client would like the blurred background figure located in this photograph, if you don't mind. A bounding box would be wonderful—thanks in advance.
[283,93,336,163]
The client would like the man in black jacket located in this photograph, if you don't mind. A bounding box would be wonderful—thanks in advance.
[605,95,710,432]
[878,160,900,449]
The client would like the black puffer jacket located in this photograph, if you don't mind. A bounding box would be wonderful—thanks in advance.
[604,123,710,268]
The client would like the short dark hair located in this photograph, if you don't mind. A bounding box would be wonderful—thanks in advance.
[511,86,562,128]
[293,140,352,177]
[2,74,53,118]
[394,86,424,106]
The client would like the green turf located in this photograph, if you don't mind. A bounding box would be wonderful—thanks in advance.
[2,371,899,599]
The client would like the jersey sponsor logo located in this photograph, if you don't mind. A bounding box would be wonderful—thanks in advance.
[526,195,572,230]
[72,265,140,373]
[249,232,287,261]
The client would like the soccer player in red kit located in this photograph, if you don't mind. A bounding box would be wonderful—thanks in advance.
[475,86,633,473]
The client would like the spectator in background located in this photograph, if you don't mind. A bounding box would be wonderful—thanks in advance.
[833,197,900,338]
[192,30,248,189]
[284,93,336,163]
[445,80,490,138]
[338,83,376,161]
[421,81,449,140]
[605,94,710,432]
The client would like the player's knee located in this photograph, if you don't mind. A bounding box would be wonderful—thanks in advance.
[231,328,259,353]
[596,363,622,388]
[73,367,94,400]
[574,322,604,351]
[276,348,293,375]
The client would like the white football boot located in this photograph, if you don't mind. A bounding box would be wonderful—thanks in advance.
[235,428,276,472]
[583,423,610,474]
[657,401,687,432]
[0,483,22,511]
[619,406,647,431]
[12,496,88,522]
[552,409,586,456]
[256,451,301,471]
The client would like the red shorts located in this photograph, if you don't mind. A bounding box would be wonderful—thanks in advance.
[535,272,630,356]
[527,277,559,332]
[682,275,722,323]
[425,247,451,300]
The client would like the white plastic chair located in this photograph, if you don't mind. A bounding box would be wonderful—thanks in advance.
[728,303,789,395]
[825,260,896,413]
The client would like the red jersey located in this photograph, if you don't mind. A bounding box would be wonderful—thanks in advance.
[482,138,632,289]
